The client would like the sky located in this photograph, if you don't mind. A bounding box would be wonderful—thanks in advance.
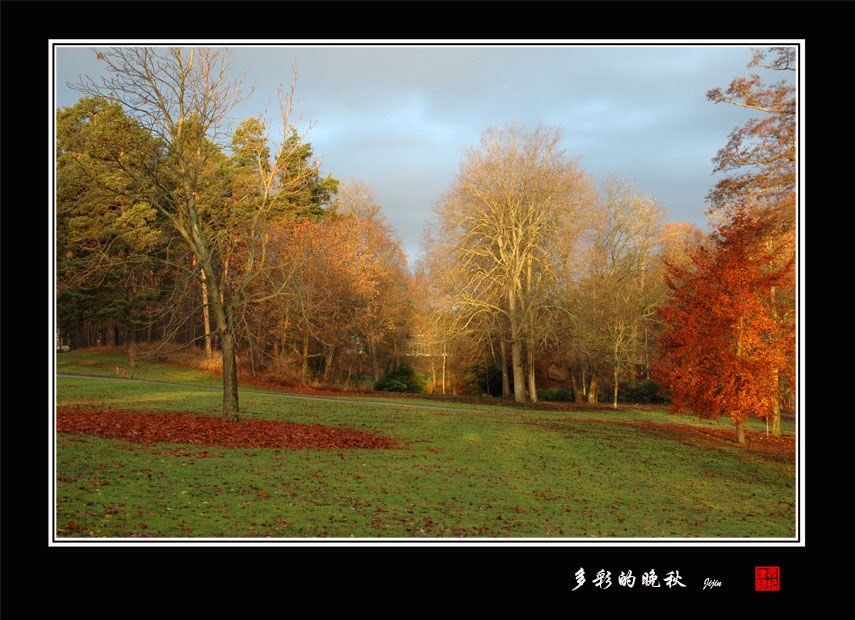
[53,41,800,264]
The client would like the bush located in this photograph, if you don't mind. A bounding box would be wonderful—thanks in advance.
[462,363,505,396]
[624,380,666,404]
[538,386,576,402]
[374,363,426,393]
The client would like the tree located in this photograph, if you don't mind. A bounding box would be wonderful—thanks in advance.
[243,205,388,386]
[653,212,794,444]
[336,180,413,382]
[659,222,708,272]
[584,179,667,408]
[430,124,591,402]
[56,97,165,359]
[275,127,339,218]
[222,111,344,378]
[706,47,796,230]
[703,46,797,437]
[413,250,471,396]
[70,47,318,421]
[549,178,666,407]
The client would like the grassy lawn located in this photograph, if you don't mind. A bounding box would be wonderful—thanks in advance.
[57,348,225,386]
[52,351,798,540]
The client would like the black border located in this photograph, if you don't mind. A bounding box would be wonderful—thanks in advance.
[2,0,818,607]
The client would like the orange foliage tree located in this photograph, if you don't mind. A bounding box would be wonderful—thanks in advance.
[706,46,797,438]
[237,196,412,387]
[251,215,376,383]
[336,180,414,382]
[653,212,795,444]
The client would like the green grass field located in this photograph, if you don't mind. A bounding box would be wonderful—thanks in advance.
[53,350,798,540]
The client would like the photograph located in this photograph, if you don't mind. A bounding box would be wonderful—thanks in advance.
[43,33,805,600]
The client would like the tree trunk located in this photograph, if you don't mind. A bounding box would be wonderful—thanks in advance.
[613,366,619,409]
[771,368,782,438]
[392,338,401,368]
[524,257,537,403]
[571,372,583,404]
[587,376,599,404]
[200,265,212,357]
[499,337,511,398]
[221,329,240,422]
[248,342,257,378]
[582,366,588,401]
[768,285,783,438]
[198,250,239,422]
[323,346,335,382]
[771,401,782,438]
[370,338,380,382]
[735,421,745,445]
[526,337,537,403]
[511,334,525,403]
[301,332,310,383]
[127,332,138,369]
[509,291,526,403]
[441,343,447,395]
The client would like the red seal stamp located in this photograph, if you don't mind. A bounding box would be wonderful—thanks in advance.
[755,566,780,591]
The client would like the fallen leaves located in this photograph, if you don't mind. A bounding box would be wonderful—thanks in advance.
[616,420,795,458]
[56,407,400,450]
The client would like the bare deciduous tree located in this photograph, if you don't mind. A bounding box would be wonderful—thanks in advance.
[584,178,666,407]
[430,124,592,402]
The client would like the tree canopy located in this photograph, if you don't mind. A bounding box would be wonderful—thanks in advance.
[654,46,797,441]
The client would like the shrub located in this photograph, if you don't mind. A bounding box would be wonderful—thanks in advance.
[374,363,426,393]
[462,363,505,396]
[625,380,667,404]
[538,386,576,402]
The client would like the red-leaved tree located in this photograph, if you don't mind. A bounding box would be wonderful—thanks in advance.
[653,211,795,444]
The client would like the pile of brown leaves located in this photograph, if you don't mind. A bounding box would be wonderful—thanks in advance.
[56,407,399,450]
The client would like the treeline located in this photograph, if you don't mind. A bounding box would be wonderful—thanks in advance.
[55,47,796,440]
[57,95,413,390]
[420,124,700,408]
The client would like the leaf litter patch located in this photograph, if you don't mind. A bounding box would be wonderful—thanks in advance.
[56,407,400,450]
[539,417,795,459]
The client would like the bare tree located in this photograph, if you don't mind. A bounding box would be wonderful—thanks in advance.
[570,178,666,407]
[431,124,591,402]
